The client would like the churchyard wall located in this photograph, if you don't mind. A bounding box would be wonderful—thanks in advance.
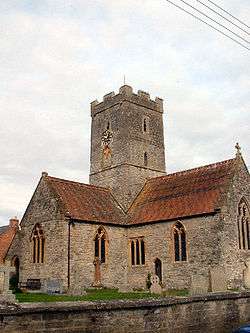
[0,292,250,333]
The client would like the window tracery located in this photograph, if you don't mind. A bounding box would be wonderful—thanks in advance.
[173,222,187,261]
[94,227,108,263]
[130,238,145,265]
[238,199,250,250]
[31,224,45,264]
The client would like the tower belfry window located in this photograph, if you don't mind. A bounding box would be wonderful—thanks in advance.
[143,117,149,133]
[144,152,148,166]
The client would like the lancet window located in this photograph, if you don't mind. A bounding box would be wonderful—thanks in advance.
[144,152,148,166]
[31,224,45,264]
[238,199,250,250]
[94,227,108,263]
[142,116,150,134]
[173,222,187,262]
[130,238,145,266]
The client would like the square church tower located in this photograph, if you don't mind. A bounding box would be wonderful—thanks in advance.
[89,85,166,210]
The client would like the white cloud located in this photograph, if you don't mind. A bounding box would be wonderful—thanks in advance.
[0,0,249,225]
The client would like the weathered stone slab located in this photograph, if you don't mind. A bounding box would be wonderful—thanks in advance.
[46,279,62,294]
[243,257,250,289]
[190,274,208,295]
[0,265,16,303]
[210,268,227,292]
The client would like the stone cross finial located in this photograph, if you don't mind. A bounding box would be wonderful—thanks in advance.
[235,142,241,157]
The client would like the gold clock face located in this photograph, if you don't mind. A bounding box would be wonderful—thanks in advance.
[101,130,113,146]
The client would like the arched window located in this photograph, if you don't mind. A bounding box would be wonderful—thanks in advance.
[130,238,146,265]
[173,222,187,262]
[144,152,148,166]
[141,239,145,265]
[131,241,135,265]
[11,256,20,278]
[238,199,250,250]
[155,258,162,282]
[31,224,45,264]
[143,117,149,133]
[94,227,108,263]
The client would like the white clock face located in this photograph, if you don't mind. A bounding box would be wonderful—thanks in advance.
[101,130,113,146]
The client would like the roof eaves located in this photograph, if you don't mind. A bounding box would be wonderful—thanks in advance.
[70,217,128,227]
[129,210,220,227]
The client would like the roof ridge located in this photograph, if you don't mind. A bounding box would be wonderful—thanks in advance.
[47,176,110,192]
[147,157,235,182]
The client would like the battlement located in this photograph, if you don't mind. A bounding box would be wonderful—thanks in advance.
[91,85,163,117]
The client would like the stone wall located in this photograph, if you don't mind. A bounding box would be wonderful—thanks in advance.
[66,213,223,293]
[69,222,128,292]
[0,292,250,333]
[127,214,221,291]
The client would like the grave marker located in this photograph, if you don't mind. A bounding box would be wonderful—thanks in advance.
[210,268,227,292]
[150,274,162,294]
[0,265,16,303]
[243,257,250,289]
[46,279,62,294]
[190,274,208,295]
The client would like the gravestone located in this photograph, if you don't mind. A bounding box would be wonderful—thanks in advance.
[243,257,250,289]
[0,265,16,303]
[46,279,62,294]
[150,274,162,294]
[0,272,4,292]
[210,268,227,292]
[190,274,208,295]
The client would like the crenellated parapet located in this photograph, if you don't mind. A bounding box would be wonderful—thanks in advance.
[91,85,163,117]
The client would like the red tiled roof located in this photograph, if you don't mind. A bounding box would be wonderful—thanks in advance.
[44,158,236,226]
[129,158,236,224]
[0,225,18,264]
[46,176,125,224]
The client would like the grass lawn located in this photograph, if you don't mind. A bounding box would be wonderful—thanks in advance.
[163,289,189,297]
[15,288,161,303]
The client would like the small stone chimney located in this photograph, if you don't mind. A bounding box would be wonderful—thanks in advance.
[9,217,19,229]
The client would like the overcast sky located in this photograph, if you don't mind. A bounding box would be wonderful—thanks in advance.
[0,0,249,226]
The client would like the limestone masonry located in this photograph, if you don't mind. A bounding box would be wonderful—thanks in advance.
[4,85,250,294]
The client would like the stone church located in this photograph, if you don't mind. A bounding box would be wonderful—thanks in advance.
[7,85,250,294]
